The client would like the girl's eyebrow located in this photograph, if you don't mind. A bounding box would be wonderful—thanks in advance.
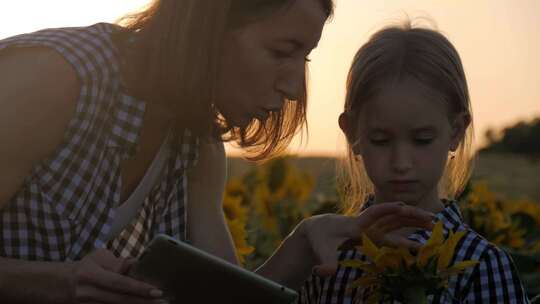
[367,127,388,133]
[413,126,437,132]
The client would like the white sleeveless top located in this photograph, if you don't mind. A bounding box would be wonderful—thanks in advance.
[106,131,170,242]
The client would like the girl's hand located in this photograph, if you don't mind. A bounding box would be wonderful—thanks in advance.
[299,201,435,277]
[68,249,167,304]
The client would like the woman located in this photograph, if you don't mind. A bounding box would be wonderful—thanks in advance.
[0,0,435,303]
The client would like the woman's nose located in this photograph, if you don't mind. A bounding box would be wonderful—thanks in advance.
[275,61,305,101]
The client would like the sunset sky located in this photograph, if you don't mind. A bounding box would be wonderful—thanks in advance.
[2,0,539,156]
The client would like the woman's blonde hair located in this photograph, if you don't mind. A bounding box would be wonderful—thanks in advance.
[338,20,475,215]
[115,0,334,161]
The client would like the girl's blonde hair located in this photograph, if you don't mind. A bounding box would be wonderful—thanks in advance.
[338,21,475,215]
[115,0,334,161]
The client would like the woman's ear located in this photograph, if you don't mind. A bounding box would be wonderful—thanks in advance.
[449,112,471,151]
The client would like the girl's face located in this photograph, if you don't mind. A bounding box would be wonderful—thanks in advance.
[343,78,468,207]
[215,0,326,128]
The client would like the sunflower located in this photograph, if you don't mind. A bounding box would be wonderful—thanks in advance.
[223,180,255,264]
[341,221,478,303]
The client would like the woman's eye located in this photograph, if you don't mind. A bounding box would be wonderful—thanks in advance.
[272,49,291,59]
[304,56,312,62]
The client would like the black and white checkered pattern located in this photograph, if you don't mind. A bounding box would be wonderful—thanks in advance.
[0,23,199,261]
[300,200,531,303]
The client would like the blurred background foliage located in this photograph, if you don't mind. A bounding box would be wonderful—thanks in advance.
[481,117,540,158]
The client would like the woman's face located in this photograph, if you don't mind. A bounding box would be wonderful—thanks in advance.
[215,0,327,128]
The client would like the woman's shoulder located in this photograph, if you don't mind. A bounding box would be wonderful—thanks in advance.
[0,46,80,138]
[1,22,124,82]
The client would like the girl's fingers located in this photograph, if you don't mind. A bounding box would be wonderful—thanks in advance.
[337,237,362,251]
[358,202,435,227]
[359,201,405,223]
[312,242,344,277]
[369,214,403,232]
[389,237,422,252]
[397,204,436,223]
[313,263,338,277]
[375,215,434,233]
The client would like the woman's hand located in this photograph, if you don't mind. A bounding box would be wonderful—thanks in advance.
[68,249,167,304]
[299,201,435,277]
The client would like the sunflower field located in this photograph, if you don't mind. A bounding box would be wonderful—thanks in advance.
[223,156,540,300]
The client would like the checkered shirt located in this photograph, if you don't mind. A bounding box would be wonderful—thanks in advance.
[300,200,531,303]
[0,23,199,261]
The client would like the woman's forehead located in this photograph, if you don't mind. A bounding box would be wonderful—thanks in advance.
[256,0,327,48]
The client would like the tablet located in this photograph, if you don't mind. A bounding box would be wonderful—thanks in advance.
[130,234,299,304]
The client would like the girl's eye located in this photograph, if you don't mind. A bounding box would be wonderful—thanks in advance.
[370,139,389,146]
[415,138,434,145]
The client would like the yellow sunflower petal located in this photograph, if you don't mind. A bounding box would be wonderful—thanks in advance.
[397,246,416,267]
[340,260,379,273]
[349,275,379,289]
[375,247,402,271]
[417,221,444,268]
[360,233,380,262]
[437,230,466,271]
[427,221,445,247]
[442,260,479,276]
[417,242,438,268]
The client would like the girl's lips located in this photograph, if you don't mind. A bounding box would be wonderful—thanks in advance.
[389,180,419,192]
[390,180,418,183]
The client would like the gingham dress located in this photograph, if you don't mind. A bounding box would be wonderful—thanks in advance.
[0,23,199,261]
[300,200,530,303]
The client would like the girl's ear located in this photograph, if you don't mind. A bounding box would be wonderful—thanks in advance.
[449,112,471,152]
[338,112,350,139]
[339,112,362,155]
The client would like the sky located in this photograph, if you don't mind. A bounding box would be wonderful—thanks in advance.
[2,0,539,157]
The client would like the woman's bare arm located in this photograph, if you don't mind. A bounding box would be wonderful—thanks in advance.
[186,139,239,264]
[0,46,79,208]
[0,46,79,302]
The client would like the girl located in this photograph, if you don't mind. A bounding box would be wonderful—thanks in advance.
[301,22,530,303]
[0,1,435,303]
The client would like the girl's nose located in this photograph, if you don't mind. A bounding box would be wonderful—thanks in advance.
[392,145,413,174]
